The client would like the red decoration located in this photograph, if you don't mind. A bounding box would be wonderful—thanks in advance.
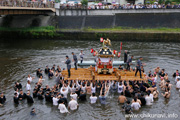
[91,48,94,53]
[109,60,112,65]
[100,38,104,42]
[113,50,116,54]
[93,51,96,56]
[120,42,122,50]
[98,58,101,64]
[118,52,121,58]
[107,65,112,69]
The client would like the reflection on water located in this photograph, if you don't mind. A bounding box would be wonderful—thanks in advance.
[0,40,180,120]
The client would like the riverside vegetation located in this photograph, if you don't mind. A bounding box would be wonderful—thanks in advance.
[1,26,180,41]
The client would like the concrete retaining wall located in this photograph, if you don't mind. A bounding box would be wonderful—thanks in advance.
[57,9,180,16]
[0,15,56,28]
[57,13,180,28]
[1,12,180,28]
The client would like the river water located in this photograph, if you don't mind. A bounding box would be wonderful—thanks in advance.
[0,40,180,120]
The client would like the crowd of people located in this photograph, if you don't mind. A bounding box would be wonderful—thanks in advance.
[1,51,180,115]
[87,3,180,10]
[1,0,180,10]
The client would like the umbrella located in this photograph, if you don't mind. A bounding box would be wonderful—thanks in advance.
[115,2,119,4]
[107,2,111,5]
[60,1,66,4]
[94,3,98,5]
[146,1,150,3]
[98,3,102,6]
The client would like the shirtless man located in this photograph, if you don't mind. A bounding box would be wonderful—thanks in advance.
[161,88,171,99]
[86,81,92,95]
[154,66,160,74]
[165,80,172,90]
[153,87,159,99]
[146,87,156,94]
[159,77,165,90]
[118,92,127,104]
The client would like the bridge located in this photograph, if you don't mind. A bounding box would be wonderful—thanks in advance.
[0,1,55,15]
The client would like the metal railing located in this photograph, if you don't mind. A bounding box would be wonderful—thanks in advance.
[0,0,54,8]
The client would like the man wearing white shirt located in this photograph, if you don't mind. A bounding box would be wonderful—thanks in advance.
[79,50,84,63]
[145,92,153,105]
[90,93,97,104]
[176,78,180,89]
[149,92,154,102]
[131,98,141,110]
[53,95,59,106]
[60,87,69,98]
[58,101,69,113]
[68,98,79,110]
[175,75,180,82]
[70,92,78,101]
[27,74,35,83]
[26,80,31,91]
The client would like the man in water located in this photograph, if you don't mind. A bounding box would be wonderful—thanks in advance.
[65,56,71,78]
[122,100,132,114]
[153,87,159,99]
[173,70,179,77]
[159,69,165,78]
[135,57,144,78]
[58,100,69,113]
[18,90,27,100]
[131,98,141,110]
[70,92,78,101]
[68,98,79,111]
[161,88,171,99]
[145,92,153,105]
[139,93,146,106]
[176,78,180,90]
[14,82,22,90]
[27,74,35,83]
[126,55,133,71]
[30,108,36,116]
[26,91,34,104]
[45,65,50,74]
[90,93,97,104]
[79,50,84,63]
[79,91,86,101]
[118,92,127,104]
[72,52,78,70]
[0,92,6,106]
[26,80,31,91]
[14,93,19,104]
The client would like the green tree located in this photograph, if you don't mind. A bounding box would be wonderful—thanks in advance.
[158,0,164,4]
[81,0,88,6]
[165,0,171,5]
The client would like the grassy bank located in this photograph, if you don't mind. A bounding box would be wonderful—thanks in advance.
[0,26,57,32]
[61,27,180,33]
[1,26,180,33]
[1,26,180,42]
[0,26,64,38]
